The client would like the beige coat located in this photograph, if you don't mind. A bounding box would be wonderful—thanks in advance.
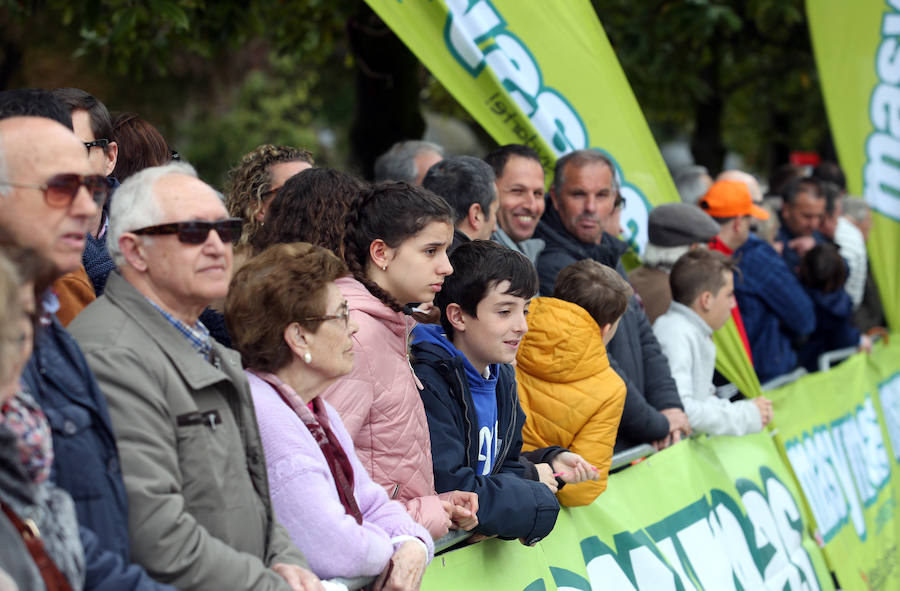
[69,272,307,591]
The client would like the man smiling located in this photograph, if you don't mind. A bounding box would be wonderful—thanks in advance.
[484,144,547,263]
[69,162,323,591]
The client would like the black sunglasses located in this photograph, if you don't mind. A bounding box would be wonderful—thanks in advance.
[0,173,109,208]
[132,218,243,245]
[84,139,109,154]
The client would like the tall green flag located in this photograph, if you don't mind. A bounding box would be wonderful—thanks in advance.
[365,0,761,396]
[807,0,900,330]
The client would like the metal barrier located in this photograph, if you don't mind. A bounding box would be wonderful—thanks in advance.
[817,346,858,373]
[760,367,808,391]
[610,443,657,470]
[326,530,473,589]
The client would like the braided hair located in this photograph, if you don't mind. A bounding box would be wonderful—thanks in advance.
[342,181,454,312]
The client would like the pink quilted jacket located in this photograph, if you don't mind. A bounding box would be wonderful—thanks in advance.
[322,276,448,539]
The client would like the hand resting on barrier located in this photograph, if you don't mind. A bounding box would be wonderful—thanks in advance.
[372,540,428,591]
[550,452,598,484]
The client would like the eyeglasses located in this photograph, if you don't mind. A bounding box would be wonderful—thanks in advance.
[170,149,181,162]
[131,218,244,245]
[84,139,109,154]
[304,301,350,328]
[0,173,110,208]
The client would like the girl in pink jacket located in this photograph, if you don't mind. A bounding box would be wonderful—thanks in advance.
[323,182,478,540]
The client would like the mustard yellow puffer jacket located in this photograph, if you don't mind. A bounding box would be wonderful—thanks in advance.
[516,297,627,507]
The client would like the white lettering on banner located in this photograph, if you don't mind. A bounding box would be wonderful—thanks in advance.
[864,4,900,221]
[442,0,653,253]
[553,469,820,590]
[878,374,900,460]
[783,394,892,543]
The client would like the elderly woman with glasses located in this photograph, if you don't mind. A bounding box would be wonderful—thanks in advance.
[226,242,433,590]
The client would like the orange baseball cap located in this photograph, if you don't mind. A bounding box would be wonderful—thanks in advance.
[698,180,770,220]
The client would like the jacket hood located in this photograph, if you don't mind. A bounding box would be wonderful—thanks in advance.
[807,286,853,318]
[412,324,497,385]
[336,275,411,339]
[516,297,611,383]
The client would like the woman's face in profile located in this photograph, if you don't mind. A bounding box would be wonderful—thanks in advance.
[306,282,359,381]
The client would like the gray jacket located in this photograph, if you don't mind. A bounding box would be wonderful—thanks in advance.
[491,227,545,264]
[69,272,308,591]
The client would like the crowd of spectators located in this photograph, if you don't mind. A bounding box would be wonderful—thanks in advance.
[0,86,887,591]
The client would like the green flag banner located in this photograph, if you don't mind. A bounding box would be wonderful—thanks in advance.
[767,337,900,591]
[363,0,679,255]
[422,433,834,590]
[807,0,900,329]
[714,317,764,399]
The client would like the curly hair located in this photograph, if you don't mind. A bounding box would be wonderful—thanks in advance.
[343,181,453,312]
[251,168,364,259]
[226,242,348,373]
[224,144,315,246]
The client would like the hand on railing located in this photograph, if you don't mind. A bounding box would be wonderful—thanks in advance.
[752,397,773,427]
[372,541,428,591]
[442,490,478,530]
[550,452,598,484]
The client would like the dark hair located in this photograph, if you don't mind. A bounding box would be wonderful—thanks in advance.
[820,181,842,216]
[552,149,618,196]
[669,249,734,306]
[343,181,454,311]
[50,88,113,150]
[434,240,537,339]
[798,243,847,293]
[253,168,364,258]
[422,156,496,225]
[768,163,804,198]
[783,176,824,206]
[553,259,631,328]
[0,89,73,129]
[226,242,348,373]
[111,113,171,181]
[483,144,542,179]
[812,161,846,191]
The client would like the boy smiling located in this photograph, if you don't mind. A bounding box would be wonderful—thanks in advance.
[412,240,560,545]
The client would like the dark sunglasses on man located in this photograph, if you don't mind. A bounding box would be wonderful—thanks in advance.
[0,173,110,208]
[131,218,244,245]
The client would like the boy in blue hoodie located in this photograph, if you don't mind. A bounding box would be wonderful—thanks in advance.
[412,240,560,545]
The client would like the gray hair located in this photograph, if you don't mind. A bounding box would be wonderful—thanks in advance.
[422,156,495,225]
[374,140,444,182]
[674,165,711,205]
[642,243,692,271]
[552,149,619,197]
[107,161,199,266]
[842,196,870,224]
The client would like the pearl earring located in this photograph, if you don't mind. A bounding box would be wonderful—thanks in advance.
[303,351,312,364]
[382,264,387,271]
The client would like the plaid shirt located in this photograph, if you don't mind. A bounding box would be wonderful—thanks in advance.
[146,298,213,362]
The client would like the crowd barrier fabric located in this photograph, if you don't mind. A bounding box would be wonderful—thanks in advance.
[767,336,900,591]
[362,0,679,256]
[807,0,900,330]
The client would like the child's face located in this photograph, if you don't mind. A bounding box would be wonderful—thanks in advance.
[454,280,530,372]
[707,271,736,331]
[380,221,454,306]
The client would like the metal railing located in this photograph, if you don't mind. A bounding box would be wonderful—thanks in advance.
[760,367,808,391]
[817,346,859,373]
[610,443,656,470]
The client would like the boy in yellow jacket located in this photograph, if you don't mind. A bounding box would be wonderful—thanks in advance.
[516,259,630,506]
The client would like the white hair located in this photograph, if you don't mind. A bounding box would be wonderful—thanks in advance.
[642,243,691,271]
[107,161,199,266]
[842,196,870,224]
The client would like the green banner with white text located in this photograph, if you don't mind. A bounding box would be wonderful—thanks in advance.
[768,338,900,591]
[422,432,834,590]
[807,0,900,330]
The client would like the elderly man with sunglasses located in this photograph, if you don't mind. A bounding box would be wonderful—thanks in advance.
[0,111,180,591]
[67,162,323,591]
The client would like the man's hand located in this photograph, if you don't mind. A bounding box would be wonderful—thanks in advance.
[271,563,326,591]
[752,397,773,427]
[550,452,598,484]
[535,462,558,493]
[444,490,478,530]
[659,407,691,449]
[859,334,873,354]
[788,235,817,257]
[373,541,428,591]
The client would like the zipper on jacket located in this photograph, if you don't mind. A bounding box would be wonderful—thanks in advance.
[490,370,517,476]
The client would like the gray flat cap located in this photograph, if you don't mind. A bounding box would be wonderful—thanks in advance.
[648,202,720,247]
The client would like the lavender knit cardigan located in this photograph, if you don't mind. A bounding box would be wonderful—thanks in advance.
[246,372,434,579]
